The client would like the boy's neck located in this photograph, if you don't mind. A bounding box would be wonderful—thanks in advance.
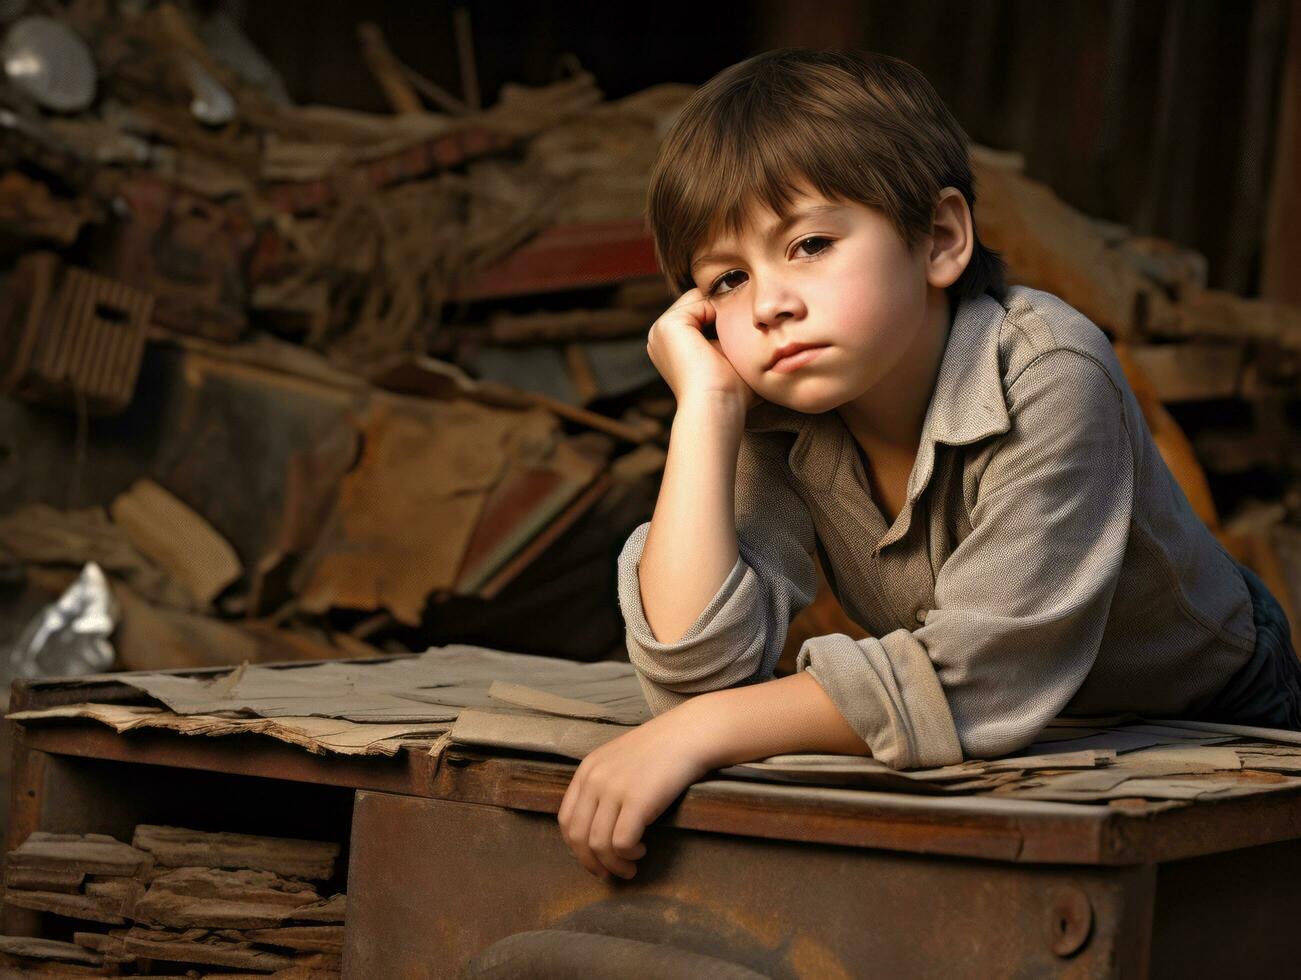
[836,287,954,458]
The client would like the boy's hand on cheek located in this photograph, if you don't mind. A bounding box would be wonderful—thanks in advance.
[556,708,714,881]
[648,288,759,414]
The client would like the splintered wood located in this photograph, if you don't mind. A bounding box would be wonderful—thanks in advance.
[0,826,345,978]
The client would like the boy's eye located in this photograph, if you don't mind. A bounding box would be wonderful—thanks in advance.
[795,236,832,257]
[705,237,834,298]
[708,270,747,297]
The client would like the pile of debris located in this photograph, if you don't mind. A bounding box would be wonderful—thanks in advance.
[0,1,1297,672]
[1,825,344,977]
[0,2,680,671]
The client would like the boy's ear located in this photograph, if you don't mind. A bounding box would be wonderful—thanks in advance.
[925,187,974,290]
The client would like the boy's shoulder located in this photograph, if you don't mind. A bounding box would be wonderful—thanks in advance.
[994,285,1126,394]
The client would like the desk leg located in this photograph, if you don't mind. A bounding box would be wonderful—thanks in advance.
[2,731,45,936]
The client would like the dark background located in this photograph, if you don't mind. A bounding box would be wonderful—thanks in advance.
[232,0,1297,298]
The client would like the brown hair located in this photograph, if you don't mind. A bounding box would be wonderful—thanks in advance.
[647,48,1006,305]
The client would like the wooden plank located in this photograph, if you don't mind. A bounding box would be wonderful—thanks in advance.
[6,832,151,877]
[133,867,322,930]
[1128,343,1245,402]
[132,825,338,882]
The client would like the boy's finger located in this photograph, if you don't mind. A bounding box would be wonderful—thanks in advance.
[662,296,715,327]
[588,799,637,879]
[556,771,579,827]
[562,791,608,880]
[611,805,649,862]
[666,286,706,310]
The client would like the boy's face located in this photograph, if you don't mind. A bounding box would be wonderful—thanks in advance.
[689,184,934,414]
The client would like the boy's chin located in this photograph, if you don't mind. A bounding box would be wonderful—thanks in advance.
[758,383,850,415]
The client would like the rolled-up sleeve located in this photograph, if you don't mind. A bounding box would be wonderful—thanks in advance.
[617,432,818,714]
[796,349,1137,768]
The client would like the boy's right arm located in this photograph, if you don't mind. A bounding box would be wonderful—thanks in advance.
[637,288,751,643]
[621,289,818,712]
[639,391,746,643]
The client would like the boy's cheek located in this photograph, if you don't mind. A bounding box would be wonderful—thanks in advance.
[716,328,758,377]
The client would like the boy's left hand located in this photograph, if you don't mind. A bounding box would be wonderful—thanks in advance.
[557,706,715,881]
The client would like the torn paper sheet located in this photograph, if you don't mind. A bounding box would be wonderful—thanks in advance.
[7,703,449,756]
[113,645,642,723]
[486,679,652,726]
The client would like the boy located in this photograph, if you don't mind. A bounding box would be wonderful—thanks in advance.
[556,48,1300,882]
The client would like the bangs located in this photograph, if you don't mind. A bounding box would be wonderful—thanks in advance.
[644,48,1005,304]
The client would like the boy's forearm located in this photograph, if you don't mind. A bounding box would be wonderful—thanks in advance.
[681,671,874,767]
[639,393,746,643]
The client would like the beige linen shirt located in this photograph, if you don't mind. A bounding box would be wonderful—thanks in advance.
[617,285,1257,769]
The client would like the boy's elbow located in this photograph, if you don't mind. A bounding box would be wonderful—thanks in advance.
[635,675,696,717]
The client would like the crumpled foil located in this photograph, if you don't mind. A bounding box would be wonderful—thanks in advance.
[10,561,117,679]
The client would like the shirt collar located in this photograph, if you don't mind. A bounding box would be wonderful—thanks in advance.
[745,290,1011,510]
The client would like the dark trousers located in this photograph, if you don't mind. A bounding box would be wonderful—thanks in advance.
[1194,562,1301,731]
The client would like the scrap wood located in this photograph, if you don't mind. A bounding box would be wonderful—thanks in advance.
[972,147,1301,357]
[0,504,194,611]
[1127,342,1247,403]
[84,876,145,914]
[972,155,1178,340]
[5,867,85,893]
[273,158,562,365]
[1,252,154,416]
[0,937,103,967]
[112,583,259,671]
[7,832,152,877]
[119,926,294,972]
[109,479,242,608]
[477,71,604,142]
[133,867,322,930]
[527,83,696,226]
[73,931,132,964]
[1167,287,1301,354]
[366,353,660,444]
[284,894,345,924]
[1,889,128,926]
[132,826,337,882]
[256,950,342,979]
[241,925,343,954]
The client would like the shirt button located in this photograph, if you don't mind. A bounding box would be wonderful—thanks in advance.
[914,608,928,624]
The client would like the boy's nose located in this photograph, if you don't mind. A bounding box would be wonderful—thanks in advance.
[752,282,803,329]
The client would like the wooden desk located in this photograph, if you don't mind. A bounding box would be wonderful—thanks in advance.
[7,678,1301,978]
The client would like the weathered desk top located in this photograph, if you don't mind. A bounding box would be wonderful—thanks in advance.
[10,649,1301,870]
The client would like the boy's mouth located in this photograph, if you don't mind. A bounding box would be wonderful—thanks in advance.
[766,342,829,373]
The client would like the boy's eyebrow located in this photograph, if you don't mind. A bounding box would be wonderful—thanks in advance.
[691,203,847,272]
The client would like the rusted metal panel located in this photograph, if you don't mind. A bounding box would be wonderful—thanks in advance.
[345,790,1157,979]
[1148,837,1301,977]
[453,220,661,301]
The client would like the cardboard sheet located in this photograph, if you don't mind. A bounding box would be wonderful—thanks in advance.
[113,645,641,723]
[14,645,1301,805]
[7,703,449,757]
